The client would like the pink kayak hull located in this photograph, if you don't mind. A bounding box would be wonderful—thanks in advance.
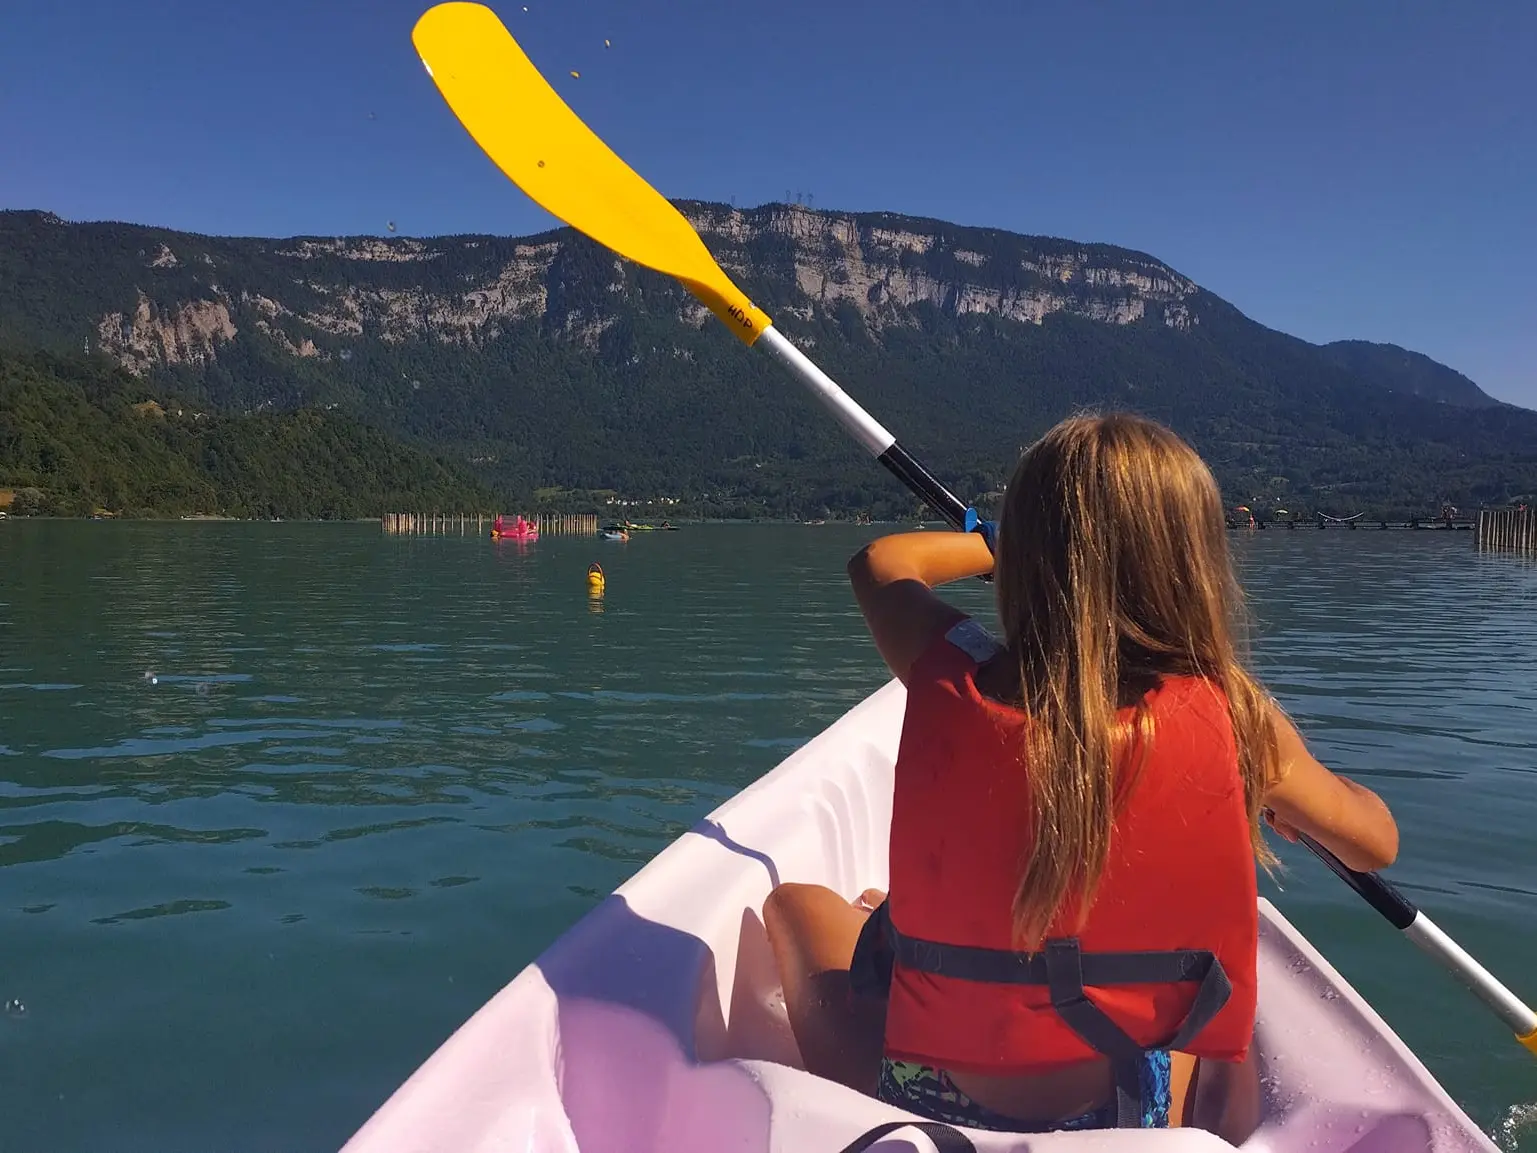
[491,531,539,541]
[342,679,1497,1153]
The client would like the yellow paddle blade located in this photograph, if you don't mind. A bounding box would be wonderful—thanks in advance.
[412,2,772,345]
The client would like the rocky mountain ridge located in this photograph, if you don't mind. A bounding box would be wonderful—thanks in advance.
[0,204,1527,517]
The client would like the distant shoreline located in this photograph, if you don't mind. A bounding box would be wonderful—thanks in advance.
[0,515,1486,533]
[0,515,896,526]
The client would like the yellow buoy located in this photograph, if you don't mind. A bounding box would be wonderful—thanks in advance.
[586,562,605,592]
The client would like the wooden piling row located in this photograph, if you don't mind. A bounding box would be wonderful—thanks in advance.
[536,514,600,536]
[1232,519,1475,531]
[380,513,600,536]
[380,513,479,535]
[1478,507,1535,556]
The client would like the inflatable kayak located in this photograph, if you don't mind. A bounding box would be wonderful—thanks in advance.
[492,529,539,541]
[341,679,1498,1153]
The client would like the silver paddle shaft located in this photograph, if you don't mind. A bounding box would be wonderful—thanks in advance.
[1405,911,1537,1036]
[757,326,895,457]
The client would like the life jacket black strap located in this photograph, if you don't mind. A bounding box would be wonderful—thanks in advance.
[1039,940,1158,1127]
[883,917,1232,1127]
[886,921,1230,1050]
[836,1121,977,1153]
[890,924,1222,992]
[1106,1057,1143,1128]
[1044,936,1233,1061]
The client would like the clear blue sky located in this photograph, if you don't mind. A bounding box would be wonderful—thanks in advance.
[3,0,1533,406]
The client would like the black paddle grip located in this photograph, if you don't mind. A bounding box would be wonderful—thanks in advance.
[1297,831,1417,931]
[877,443,969,530]
[876,442,995,583]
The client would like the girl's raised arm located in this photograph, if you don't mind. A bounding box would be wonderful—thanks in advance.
[847,532,996,683]
[1261,706,1399,873]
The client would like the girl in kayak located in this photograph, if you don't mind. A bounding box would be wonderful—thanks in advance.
[763,414,1399,1143]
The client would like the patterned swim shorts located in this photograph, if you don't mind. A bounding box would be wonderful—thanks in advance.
[875,1053,1171,1133]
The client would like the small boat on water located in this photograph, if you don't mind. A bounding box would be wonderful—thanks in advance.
[492,514,539,542]
[341,680,1499,1153]
[598,529,628,542]
[611,520,679,533]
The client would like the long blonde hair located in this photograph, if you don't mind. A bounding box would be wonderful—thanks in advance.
[993,413,1279,946]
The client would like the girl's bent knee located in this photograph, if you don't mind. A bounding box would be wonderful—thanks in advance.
[763,882,819,929]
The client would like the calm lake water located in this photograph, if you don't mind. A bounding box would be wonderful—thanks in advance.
[1,521,1535,1151]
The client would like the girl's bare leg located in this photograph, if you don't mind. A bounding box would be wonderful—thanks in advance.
[762,882,887,1094]
[1183,1050,1261,1145]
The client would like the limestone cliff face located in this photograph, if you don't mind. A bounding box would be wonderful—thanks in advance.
[691,205,1199,332]
[96,293,238,374]
[72,204,1202,375]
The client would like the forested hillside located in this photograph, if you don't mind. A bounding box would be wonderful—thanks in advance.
[0,350,493,518]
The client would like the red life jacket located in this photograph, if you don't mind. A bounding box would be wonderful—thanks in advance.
[881,617,1258,1095]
